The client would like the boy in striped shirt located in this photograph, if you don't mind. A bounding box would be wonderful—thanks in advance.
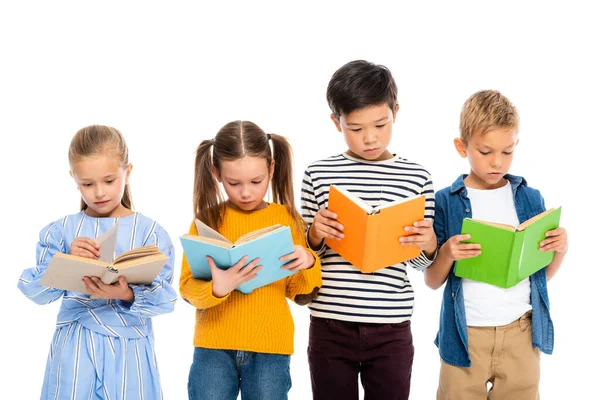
[301,59,437,400]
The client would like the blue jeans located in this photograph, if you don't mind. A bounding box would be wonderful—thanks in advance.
[188,347,292,400]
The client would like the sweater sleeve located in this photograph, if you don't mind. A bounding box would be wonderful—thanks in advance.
[18,221,67,304]
[179,221,231,309]
[285,216,322,305]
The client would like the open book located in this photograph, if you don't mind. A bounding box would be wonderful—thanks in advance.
[454,207,562,288]
[41,222,168,294]
[325,184,426,273]
[180,219,297,294]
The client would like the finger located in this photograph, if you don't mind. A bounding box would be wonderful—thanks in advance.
[83,276,101,292]
[239,268,261,284]
[90,277,109,291]
[545,228,564,237]
[239,265,262,279]
[454,234,472,243]
[457,250,481,259]
[238,257,260,272]
[287,261,306,271]
[74,249,98,259]
[457,243,481,250]
[232,256,251,271]
[118,276,128,287]
[82,238,101,249]
[316,225,344,240]
[412,219,432,228]
[319,209,339,220]
[318,218,344,232]
[539,237,560,248]
[282,259,301,270]
[78,242,100,257]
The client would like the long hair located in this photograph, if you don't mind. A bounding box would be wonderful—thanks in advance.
[68,125,133,211]
[193,120,302,231]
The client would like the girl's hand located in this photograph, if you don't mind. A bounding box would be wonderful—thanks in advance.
[441,234,481,261]
[83,276,134,302]
[280,245,316,271]
[70,237,100,259]
[400,219,438,257]
[209,256,262,298]
[540,227,568,253]
[308,209,344,243]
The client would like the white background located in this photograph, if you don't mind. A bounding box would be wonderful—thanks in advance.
[1,1,597,399]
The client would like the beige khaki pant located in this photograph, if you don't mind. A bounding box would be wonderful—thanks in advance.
[437,311,540,400]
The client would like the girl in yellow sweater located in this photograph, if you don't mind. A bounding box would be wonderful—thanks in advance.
[180,120,322,400]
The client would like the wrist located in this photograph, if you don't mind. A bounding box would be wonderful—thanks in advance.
[307,226,323,249]
[120,288,134,303]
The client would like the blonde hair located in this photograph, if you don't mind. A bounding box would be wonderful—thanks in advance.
[459,90,519,143]
[194,120,303,231]
[68,125,133,211]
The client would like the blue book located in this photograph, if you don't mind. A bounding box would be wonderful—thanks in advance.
[180,219,298,294]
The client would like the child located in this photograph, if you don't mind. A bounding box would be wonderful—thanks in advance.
[301,60,438,400]
[18,125,177,399]
[425,90,568,399]
[179,120,322,400]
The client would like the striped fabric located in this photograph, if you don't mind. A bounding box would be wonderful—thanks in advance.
[18,211,177,399]
[301,153,435,324]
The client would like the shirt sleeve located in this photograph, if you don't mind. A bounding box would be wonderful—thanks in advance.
[18,221,67,304]
[116,224,177,316]
[300,167,327,255]
[407,173,437,271]
[179,221,231,309]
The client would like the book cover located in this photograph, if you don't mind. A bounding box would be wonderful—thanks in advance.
[325,184,426,273]
[455,207,562,288]
[180,220,298,294]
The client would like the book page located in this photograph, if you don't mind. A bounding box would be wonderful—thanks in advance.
[376,194,425,212]
[195,219,231,244]
[102,253,168,284]
[466,218,516,231]
[181,234,235,249]
[234,225,285,245]
[516,208,556,231]
[333,185,374,214]
[95,221,119,263]
[113,245,161,264]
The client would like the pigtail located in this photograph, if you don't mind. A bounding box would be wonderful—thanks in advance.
[269,134,305,231]
[194,139,225,230]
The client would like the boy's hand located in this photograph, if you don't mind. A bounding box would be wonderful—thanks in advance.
[70,237,100,259]
[83,275,134,302]
[208,256,262,298]
[440,234,481,261]
[280,245,316,271]
[308,209,344,245]
[540,227,568,253]
[400,220,438,257]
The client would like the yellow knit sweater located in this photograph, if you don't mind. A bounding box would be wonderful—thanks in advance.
[179,203,322,355]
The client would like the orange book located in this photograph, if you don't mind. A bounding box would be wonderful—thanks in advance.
[325,185,426,273]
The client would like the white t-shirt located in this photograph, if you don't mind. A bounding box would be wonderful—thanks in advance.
[462,181,532,326]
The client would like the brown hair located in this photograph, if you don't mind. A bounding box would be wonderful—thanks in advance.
[68,125,133,211]
[194,120,302,231]
[459,90,519,143]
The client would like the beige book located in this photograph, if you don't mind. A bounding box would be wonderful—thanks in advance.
[40,221,168,294]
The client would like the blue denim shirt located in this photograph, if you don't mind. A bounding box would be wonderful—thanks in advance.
[433,174,554,367]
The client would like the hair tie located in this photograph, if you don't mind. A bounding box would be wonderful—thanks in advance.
[210,138,216,145]
[266,133,272,141]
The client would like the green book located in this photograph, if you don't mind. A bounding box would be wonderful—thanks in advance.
[454,207,562,288]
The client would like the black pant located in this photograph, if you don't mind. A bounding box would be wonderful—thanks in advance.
[308,316,414,400]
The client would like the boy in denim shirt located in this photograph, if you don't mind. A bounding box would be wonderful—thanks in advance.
[426,90,568,399]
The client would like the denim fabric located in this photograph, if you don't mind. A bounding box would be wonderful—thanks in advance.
[188,347,291,400]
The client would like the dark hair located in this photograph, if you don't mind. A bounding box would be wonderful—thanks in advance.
[326,60,398,120]
[194,120,303,231]
[69,125,133,211]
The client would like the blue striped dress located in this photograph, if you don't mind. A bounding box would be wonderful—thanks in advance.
[18,211,177,400]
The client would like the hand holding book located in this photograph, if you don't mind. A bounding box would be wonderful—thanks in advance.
[280,245,316,271]
[307,208,344,249]
[209,256,262,298]
[82,275,134,302]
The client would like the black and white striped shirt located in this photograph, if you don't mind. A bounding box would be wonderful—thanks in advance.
[301,153,435,323]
